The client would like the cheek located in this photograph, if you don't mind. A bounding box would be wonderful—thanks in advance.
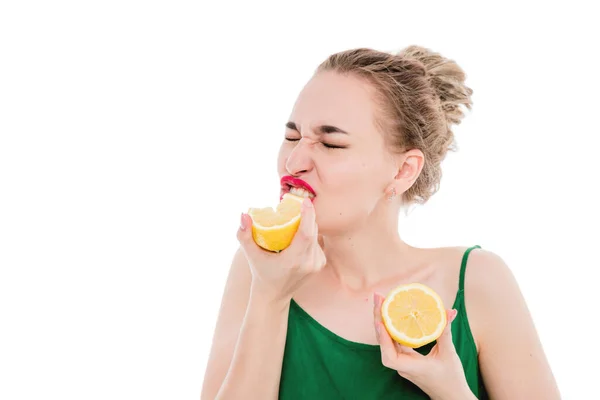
[317,160,385,218]
[312,155,391,231]
[320,158,385,195]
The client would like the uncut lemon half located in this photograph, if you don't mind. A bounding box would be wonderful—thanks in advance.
[247,193,304,252]
[381,283,447,348]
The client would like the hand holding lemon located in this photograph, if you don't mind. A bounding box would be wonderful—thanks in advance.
[237,194,326,304]
[374,284,475,399]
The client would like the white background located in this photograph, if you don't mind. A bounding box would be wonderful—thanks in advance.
[1,1,598,399]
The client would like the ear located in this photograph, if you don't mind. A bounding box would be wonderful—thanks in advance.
[394,149,424,190]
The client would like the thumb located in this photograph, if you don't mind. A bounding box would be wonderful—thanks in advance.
[372,292,385,325]
[437,309,458,354]
[290,198,316,247]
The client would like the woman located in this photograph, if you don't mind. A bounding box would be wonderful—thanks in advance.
[201,46,560,399]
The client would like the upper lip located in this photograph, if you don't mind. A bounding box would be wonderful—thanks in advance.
[280,175,316,196]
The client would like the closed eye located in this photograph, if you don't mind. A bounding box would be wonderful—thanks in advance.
[285,137,346,150]
[322,143,345,149]
[285,137,345,149]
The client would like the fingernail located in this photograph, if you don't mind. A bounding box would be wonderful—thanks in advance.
[240,213,247,231]
[302,198,312,209]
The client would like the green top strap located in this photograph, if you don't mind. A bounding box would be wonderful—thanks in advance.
[459,245,481,292]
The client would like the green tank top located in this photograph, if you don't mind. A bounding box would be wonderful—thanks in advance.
[279,245,488,399]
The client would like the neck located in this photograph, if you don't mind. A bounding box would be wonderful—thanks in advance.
[320,202,413,291]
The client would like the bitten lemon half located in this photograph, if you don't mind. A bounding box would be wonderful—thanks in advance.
[381,283,447,348]
[247,193,304,252]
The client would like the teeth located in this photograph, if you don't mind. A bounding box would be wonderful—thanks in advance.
[289,187,315,199]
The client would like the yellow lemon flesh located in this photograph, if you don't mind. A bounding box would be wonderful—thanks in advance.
[247,193,304,252]
[381,283,447,348]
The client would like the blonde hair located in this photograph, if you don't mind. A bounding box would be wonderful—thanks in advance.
[317,45,473,204]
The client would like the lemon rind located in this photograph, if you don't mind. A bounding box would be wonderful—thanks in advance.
[248,214,301,231]
[381,283,447,348]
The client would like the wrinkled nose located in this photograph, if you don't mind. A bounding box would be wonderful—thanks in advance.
[285,139,314,176]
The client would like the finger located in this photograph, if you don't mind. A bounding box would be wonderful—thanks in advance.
[311,236,327,272]
[395,342,412,354]
[307,233,319,270]
[288,198,316,249]
[395,342,423,358]
[436,309,458,355]
[373,294,389,345]
[299,198,317,237]
[377,322,399,369]
[372,292,385,326]
[236,213,263,257]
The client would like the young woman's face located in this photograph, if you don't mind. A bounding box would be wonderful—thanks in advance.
[277,71,401,234]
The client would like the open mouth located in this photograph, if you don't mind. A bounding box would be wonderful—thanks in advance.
[280,176,316,200]
[287,186,315,199]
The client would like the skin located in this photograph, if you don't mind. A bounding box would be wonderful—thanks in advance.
[201,71,561,399]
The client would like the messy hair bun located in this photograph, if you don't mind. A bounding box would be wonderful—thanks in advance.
[399,45,473,126]
[318,45,473,204]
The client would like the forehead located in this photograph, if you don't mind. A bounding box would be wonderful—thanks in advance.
[289,71,380,136]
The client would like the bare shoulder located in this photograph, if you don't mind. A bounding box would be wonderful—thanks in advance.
[459,247,561,399]
[460,247,525,340]
[201,247,253,399]
[462,247,518,303]
[423,245,481,290]
[463,247,514,285]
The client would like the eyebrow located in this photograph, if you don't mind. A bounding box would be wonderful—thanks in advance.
[285,121,349,135]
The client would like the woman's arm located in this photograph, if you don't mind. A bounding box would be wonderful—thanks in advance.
[466,249,561,399]
[200,248,291,400]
